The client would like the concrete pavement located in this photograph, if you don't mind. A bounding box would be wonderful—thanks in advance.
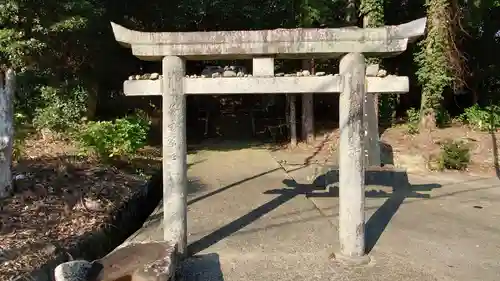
[136,145,500,281]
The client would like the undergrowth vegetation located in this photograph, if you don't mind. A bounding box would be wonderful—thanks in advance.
[78,113,151,159]
[437,139,471,170]
[15,83,151,162]
[458,104,500,131]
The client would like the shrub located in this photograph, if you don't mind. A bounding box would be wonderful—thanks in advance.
[436,109,451,127]
[12,112,31,161]
[437,139,471,170]
[77,112,151,159]
[458,104,500,131]
[32,85,87,133]
[406,108,420,134]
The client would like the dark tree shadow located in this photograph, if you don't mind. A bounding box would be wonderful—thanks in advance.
[380,141,394,166]
[186,179,314,255]
[187,139,270,154]
[310,167,441,253]
[186,167,440,256]
[187,167,281,206]
[138,177,209,226]
[178,253,224,281]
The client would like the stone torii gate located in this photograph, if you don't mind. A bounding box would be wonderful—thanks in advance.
[111,18,426,264]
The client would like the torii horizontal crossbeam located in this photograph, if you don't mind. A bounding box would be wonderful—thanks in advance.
[123,76,409,96]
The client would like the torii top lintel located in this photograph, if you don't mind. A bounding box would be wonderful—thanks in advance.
[110,18,426,61]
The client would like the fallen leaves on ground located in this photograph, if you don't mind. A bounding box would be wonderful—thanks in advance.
[0,137,161,281]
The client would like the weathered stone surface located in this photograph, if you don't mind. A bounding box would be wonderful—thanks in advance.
[162,56,188,255]
[365,64,379,77]
[377,69,388,77]
[54,242,176,281]
[337,52,369,263]
[97,242,176,281]
[222,70,236,77]
[123,76,409,96]
[252,58,274,76]
[54,260,103,281]
[110,18,427,60]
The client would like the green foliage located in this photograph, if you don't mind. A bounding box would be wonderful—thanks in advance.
[379,95,398,126]
[77,113,151,159]
[0,0,102,70]
[360,0,384,27]
[296,0,334,27]
[436,109,451,127]
[361,0,395,124]
[415,0,462,123]
[458,104,500,131]
[32,84,87,133]
[405,108,420,134]
[12,112,31,161]
[437,139,471,170]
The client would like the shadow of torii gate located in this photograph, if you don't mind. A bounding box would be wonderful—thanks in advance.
[186,167,441,256]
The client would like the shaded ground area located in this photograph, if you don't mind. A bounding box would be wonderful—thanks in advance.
[0,138,163,281]
[176,141,500,281]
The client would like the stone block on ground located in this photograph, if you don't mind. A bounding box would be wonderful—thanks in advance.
[54,242,176,281]
[54,260,103,281]
[98,241,176,281]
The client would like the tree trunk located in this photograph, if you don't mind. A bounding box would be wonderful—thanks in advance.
[346,0,357,25]
[0,69,15,198]
[288,94,297,147]
[86,85,98,120]
[363,14,380,124]
[301,60,315,144]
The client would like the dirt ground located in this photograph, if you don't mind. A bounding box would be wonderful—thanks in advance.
[273,124,500,177]
[0,137,161,281]
[380,125,499,175]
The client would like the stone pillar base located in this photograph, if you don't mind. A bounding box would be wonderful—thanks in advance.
[333,253,372,266]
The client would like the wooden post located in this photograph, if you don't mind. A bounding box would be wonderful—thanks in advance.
[337,53,370,265]
[363,15,382,167]
[288,94,297,147]
[301,60,315,144]
[162,56,188,256]
[0,69,15,198]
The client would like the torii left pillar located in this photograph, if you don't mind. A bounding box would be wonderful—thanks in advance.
[162,56,188,257]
